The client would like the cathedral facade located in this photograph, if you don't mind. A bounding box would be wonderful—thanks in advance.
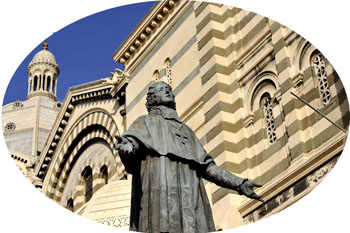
[3,1,349,231]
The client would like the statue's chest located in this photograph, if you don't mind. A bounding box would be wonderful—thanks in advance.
[165,120,191,147]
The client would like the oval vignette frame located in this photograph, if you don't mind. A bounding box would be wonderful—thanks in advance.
[0,0,350,233]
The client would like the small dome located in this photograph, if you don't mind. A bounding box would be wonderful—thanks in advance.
[77,180,131,230]
[32,49,56,63]
[29,42,57,65]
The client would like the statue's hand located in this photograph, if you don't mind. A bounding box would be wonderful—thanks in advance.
[239,180,263,202]
[115,135,135,157]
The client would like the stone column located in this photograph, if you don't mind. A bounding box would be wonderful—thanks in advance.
[54,79,57,96]
[28,80,31,94]
[50,76,53,93]
[40,74,44,90]
[44,75,47,91]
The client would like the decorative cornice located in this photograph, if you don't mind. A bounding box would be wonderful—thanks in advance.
[112,0,178,66]
[27,59,60,74]
[26,90,57,101]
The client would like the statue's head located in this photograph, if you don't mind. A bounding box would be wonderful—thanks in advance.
[146,81,176,112]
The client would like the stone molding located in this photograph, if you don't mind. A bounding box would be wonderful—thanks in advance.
[113,0,178,66]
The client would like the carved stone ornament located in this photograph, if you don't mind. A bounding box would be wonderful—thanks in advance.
[13,100,24,109]
[98,216,130,228]
[4,122,16,133]
[102,68,128,97]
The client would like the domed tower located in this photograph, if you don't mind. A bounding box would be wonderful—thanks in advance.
[2,42,61,158]
[27,42,59,101]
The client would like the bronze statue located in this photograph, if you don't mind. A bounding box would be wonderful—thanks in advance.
[116,81,262,233]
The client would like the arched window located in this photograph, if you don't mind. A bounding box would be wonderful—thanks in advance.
[164,58,172,86]
[261,95,277,144]
[39,75,42,90]
[53,79,57,95]
[47,76,51,91]
[100,165,108,185]
[153,70,160,81]
[33,76,38,91]
[312,53,331,106]
[82,166,93,203]
[67,198,74,212]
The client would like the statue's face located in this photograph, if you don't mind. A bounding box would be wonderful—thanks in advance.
[154,82,175,107]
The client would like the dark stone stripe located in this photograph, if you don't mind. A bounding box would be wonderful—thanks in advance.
[129,5,194,80]
[280,78,293,95]
[198,29,225,51]
[201,84,346,147]
[75,202,84,211]
[284,82,346,117]
[126,65,200,113]
[236,12,257,34]
[202,81,239,104]
[290,112,349,160]
[236,17,268,51]
[206,111,264,145]
[126,84,150,113]
[204,98,243,123]
[270,22,281,34]
[173,65,200,96]
[198,19,267,85]
[221,137,287,174]
[276,56,291,74]
[201,61,237,86]
[197,12,263,51]
[199,44,235,68]
[109,165,119,178]
[171,34,197,65]
[303,66,313,83]
[194,1,223,18]
[194,2,210,17]
[273,37,286,55]
[201,84,346,153]
[126,35,197,112]
[206,114,284,158]
[211,188,236,205]
[196,8,235,34]
[159,68,165,78]
[93,183,104,193]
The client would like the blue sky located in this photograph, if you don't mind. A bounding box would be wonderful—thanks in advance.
[2,1,155,105]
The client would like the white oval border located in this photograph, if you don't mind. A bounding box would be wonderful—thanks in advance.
[0,1,348,233]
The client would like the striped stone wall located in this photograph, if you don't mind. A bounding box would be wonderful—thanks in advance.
[191,3,348,229]
[117,1,349,230]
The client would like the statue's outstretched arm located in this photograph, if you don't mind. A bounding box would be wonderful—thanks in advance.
[204,163,263,202]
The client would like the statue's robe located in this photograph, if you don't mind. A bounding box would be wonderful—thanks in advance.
[121,106,216,233]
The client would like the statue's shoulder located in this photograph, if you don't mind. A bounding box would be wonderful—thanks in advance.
[182,123,196,134]
[132,114,148,123]
[132,113,161,124]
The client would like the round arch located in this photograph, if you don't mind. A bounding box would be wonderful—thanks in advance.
[246,71,279,113]
[43,109,123,200]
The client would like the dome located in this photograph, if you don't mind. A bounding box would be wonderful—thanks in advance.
[29,42,57,65]
[32,49,56,63]
[77,180,131,230]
